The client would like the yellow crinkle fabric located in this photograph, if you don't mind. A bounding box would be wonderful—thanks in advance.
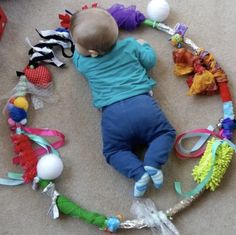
[192,138,234,191]
[174,64,194,76]
[187,70,215,95]
[198,50,228,83]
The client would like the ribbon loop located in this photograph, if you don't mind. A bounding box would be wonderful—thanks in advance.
[174,127,222,159]
[22,126,65,156]
[0,172,24,186]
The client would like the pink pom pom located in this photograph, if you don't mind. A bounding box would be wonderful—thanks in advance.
[8,118,16,126]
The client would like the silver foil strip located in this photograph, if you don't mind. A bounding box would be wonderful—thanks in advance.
[120,219,147,229]
[155,23,200,52]
[42,182,60,219]
[155,22,175,35]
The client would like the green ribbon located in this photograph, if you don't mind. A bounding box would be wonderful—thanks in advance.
[174,140,222,198]
[7,172,24,180]
[142,19,160,29]
[0,172,24,186]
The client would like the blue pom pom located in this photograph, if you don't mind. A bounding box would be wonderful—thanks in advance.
[9,106,27,122]
[106,217,120,232]
[7,102,14,112]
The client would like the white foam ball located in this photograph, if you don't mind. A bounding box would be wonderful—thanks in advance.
[147,0,170,22]
[37,153,64,180]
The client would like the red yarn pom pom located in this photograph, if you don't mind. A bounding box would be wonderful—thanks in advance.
[11,134,38,183]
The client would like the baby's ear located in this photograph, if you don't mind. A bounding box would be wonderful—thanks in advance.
[88,50,99,57]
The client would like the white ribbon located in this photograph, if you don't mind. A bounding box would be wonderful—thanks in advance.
[39,29,71,39]
[32,176,40,190]
[26,37,65,67]
[26,37,51,53]
[39,39,71,49]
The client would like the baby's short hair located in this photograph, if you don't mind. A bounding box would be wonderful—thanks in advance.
[70,8,119,53]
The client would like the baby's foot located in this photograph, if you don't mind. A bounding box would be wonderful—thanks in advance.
[144,166,163,189]
[134,172,150,197]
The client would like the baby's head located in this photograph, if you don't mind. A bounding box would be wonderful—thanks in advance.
[70,8,119,57]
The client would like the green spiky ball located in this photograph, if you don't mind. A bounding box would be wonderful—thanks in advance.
[192,138,234,191]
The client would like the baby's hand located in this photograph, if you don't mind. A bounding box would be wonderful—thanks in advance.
[137,38,147,45]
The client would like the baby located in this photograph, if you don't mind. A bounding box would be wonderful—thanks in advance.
[71,8,176,197]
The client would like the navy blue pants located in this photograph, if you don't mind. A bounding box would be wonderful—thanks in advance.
[101,94,176,181]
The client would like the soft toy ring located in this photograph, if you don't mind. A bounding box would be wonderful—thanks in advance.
[1,2,235,234]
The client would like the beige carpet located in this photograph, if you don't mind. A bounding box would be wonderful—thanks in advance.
[1,0,236,234]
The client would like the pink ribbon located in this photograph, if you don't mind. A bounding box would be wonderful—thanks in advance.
[174,128,223,159]
[21,126,65,156]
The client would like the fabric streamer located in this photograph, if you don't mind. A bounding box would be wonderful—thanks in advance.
[35,29,74,57]
[29,40,73,58]
[22,126,65,157]
[0,172,24,186]
[17,128,60,157]
[26,37,65,67]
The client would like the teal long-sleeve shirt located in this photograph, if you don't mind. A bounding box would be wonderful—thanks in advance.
[73,37,157,108]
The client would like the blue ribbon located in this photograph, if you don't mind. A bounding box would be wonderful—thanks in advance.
[0,172,24,186]
[174,140,222,198]
[16,127,60,157]
[178,125,214,154]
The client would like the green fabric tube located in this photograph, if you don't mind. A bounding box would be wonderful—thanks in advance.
[142,19,157,28]
[38,180,107,230]
[39,179,51,189]
[57,195,107,230]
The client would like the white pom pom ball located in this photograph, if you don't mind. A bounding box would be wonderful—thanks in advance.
[147,0,170,22]
[37,153,64,180]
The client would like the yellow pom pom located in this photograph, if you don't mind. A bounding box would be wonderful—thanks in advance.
[13,96,29,111]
